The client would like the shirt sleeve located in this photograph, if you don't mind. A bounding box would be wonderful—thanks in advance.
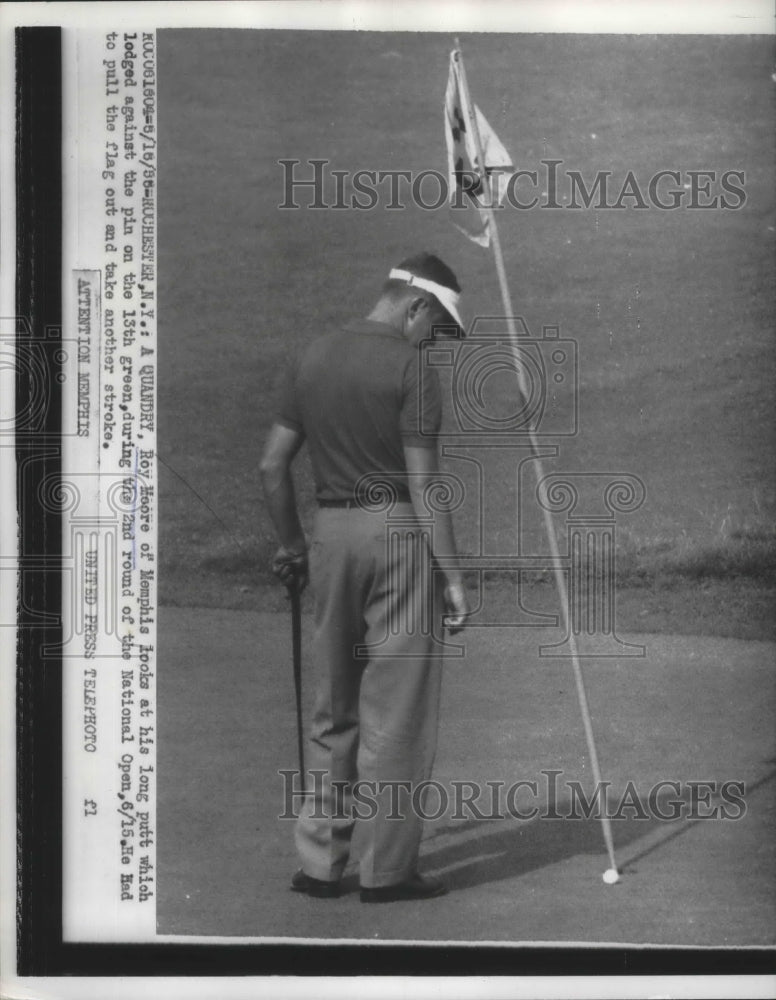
[276,361,303,432]
[400,355,441,448]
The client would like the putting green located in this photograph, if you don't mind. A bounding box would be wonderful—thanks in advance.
[157,606,775,945]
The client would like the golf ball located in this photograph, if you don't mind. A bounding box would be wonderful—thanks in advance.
[602,868,620,885]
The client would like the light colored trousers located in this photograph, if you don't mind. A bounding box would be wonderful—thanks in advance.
[295,504,444,888]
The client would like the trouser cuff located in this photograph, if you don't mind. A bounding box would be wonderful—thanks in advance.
[359,862,417,889]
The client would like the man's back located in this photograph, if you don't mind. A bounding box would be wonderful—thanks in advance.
[279,319,441,503]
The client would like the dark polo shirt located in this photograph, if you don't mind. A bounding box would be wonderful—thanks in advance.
[277,319,442,503]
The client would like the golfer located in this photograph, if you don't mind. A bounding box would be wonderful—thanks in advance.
[260,252,469,902]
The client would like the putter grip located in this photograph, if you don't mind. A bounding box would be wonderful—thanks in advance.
[290,589,305,781]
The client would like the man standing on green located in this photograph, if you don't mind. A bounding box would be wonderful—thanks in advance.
[261,253,469,903]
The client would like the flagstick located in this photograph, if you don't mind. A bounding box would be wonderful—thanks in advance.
[453,46,619,876]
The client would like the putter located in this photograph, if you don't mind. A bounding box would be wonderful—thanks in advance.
[288,581,305,787]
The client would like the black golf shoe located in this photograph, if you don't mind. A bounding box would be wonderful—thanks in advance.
[290,869,341,898]
[360,873,448,903]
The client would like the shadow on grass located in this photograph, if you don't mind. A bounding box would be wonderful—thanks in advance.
[616,525,776,588]
[412,809,651,892]
[337,772,776,893]
[619,762,776,871]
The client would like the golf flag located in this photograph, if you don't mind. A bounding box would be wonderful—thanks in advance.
[444,49,513,247]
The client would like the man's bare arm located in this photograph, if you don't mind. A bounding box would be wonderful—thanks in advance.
[260,422,307,588]
[404,444,469,632]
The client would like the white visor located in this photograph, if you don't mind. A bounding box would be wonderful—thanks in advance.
[389,268,464,331]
